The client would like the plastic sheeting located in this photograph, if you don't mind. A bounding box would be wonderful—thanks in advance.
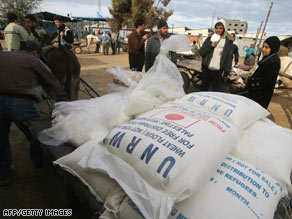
[38,35,191,147]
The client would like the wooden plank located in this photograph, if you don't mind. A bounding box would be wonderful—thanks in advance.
[177,59,202,72]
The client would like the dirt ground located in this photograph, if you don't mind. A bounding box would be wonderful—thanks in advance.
[0,40,291,218]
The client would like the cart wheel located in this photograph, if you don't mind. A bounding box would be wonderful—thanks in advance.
[74,47,82,54]
[191,72,202,88]
[122,45,128,52]
[180,71,190,93]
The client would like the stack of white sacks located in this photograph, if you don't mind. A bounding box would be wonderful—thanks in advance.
[42,35,292,219]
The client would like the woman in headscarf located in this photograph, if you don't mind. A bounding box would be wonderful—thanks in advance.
[246,36,281,109]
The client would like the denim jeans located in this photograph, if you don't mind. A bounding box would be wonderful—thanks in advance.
[0,96,43,180]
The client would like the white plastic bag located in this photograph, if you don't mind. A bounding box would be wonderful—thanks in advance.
[125,35,189,116]
[107,66,143,87]
[38,91,131,147]
[160,34,191,54]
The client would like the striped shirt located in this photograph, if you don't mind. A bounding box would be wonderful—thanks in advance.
[4,22,30,51]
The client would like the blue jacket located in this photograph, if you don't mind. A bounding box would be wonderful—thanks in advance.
[101,34,110,43]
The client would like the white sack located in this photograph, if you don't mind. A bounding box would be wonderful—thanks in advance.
[231,118,292,190]
[80,101,240,219]
[118,155,288,219]
[54,139,123,203]
[177,92,269,130]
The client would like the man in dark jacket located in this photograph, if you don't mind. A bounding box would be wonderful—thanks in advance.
[0,40,68,186]
[54,16,74,49]
[145,20,168,72]
[24,14,47,46]
[128,19,149,71]
[199,21,234,92]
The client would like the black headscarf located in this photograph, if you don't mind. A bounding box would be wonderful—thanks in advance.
[264,36,280,56]
[258,36,280,64]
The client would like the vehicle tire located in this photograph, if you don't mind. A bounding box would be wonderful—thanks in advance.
[74,47,82,54]
[180,71,190,93]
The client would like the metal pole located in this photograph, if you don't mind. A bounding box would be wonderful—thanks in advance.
[42,91,54,112]
[254,21,264,48]
[80,77,100,97]
[259,2,273,47]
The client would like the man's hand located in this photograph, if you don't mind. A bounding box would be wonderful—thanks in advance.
[60,31,64,37]
[211,41,217,47]
[143,34,149,40]
[243,77,249,85]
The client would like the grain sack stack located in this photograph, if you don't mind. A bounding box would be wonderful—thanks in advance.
[117,155,288,219]
[43,35,291,219]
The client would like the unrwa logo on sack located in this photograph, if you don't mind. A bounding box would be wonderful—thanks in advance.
[108,131,176,178]
[186,96,233,117]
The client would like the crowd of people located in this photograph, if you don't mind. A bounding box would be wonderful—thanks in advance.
[0,12,288,186]
[82,28,123,55]
[126,18,286,111]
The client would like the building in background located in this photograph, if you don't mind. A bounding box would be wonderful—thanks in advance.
[218,18,248,34]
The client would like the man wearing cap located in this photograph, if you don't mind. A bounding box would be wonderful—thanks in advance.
[4,12,30,51]
[0,40,68,186]
[128,18,149,71]
[145,19,169,72]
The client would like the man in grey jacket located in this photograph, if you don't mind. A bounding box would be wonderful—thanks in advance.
[145,20,169,72]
